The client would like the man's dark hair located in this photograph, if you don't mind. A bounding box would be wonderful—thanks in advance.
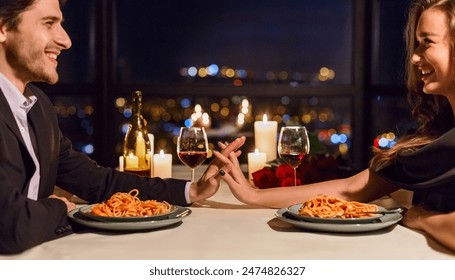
[0,0,66,30]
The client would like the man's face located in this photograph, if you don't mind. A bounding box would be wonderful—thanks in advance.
[1,0,72,89]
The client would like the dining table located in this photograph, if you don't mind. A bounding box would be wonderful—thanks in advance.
[1,164,455,261]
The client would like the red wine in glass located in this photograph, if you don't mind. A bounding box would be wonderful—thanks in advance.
[278,152,306,169]
[178,151,207,168]
[278,126,310,186]
[177,127,209,181]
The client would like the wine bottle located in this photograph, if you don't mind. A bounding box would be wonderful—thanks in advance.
[123,90,152,176]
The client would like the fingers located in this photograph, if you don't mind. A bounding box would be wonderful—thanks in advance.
[211,136,246,178]
[213,150,231,166]
[219,136,246,157]
[218,141,242,158]
[213,150,245,180]
[218,168,237,185]
[217,141,229,150]
[210,136,244,168]
[213,151,234,175]
[228,150,240,168]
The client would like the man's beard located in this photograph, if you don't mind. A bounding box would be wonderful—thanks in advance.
[5,39,59,85]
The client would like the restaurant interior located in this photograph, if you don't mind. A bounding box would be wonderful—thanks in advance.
[5,0,455,263]
[38,0,413,172]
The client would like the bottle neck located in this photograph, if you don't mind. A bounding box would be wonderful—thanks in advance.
[132,93,143,117]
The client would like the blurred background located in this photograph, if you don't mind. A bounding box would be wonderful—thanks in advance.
[39,0,414,171]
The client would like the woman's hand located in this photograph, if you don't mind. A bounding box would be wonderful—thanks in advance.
[401,204,435,231]
[188,136,246,203]
[402,204,455,251]
[212,148,259,205]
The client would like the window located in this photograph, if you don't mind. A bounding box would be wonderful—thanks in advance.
[113,0,356,164]
[115,0,353,86]
[49,0,411,169]
[369,0,413,150]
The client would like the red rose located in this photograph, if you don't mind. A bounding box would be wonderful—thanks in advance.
[275,164,294,179]
[296,160,320,184]
[252,168,280,189]
[297,155,340,183]
[316,155,339,180]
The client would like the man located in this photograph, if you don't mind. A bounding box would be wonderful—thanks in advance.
[0,0,245,254]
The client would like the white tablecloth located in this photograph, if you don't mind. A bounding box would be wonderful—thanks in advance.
[2,165,455,260]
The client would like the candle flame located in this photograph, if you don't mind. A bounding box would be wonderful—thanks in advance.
[262,114,268,123]
[254,148,260,154]
[159,149,165,156]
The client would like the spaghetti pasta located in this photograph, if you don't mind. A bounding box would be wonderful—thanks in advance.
[299,195,378,218]
[90,189,171,217]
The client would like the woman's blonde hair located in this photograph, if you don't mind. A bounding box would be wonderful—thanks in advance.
[370,0,455,171]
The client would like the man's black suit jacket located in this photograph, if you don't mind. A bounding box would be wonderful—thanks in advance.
[0,84,189,254]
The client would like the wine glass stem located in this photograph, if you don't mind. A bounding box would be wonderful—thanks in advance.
[293,168,297,186]
[191,168,195,182]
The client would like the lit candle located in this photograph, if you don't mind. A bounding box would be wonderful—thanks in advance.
[153,150,172,178]
[125,153,139,169]
[148,133,155,157]
[136,132,146,168]
[254,114,277,161]
[119,156,124,171]
[148,133,155,176]
[248,149,266,182]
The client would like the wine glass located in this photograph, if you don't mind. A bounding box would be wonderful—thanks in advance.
[277,126,310,186]
[177,127,209,182]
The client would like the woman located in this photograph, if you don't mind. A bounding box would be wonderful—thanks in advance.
[214,0,455,251]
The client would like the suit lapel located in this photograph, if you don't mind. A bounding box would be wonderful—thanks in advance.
[27,87,53,197]
[0,88,27,147]
[25,87,45,160]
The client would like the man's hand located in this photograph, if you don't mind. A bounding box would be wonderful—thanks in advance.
[49,194,76,212]
[189,136,246,202]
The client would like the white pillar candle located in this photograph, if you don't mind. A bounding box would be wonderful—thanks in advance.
[148,133,155,176]
[146,151,152,177]
[153,150,172,178]
[254,114,277,161]
[119,156,124,171]
[248,148,266,182]
[125,153,139,169]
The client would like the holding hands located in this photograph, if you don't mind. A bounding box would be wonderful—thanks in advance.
[189,136,246,203]
[212,147,258,206]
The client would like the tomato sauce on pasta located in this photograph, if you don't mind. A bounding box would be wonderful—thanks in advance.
[91,189,171,217]
[299,195,378,218]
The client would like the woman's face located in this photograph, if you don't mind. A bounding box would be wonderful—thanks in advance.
[412,8,455,97]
